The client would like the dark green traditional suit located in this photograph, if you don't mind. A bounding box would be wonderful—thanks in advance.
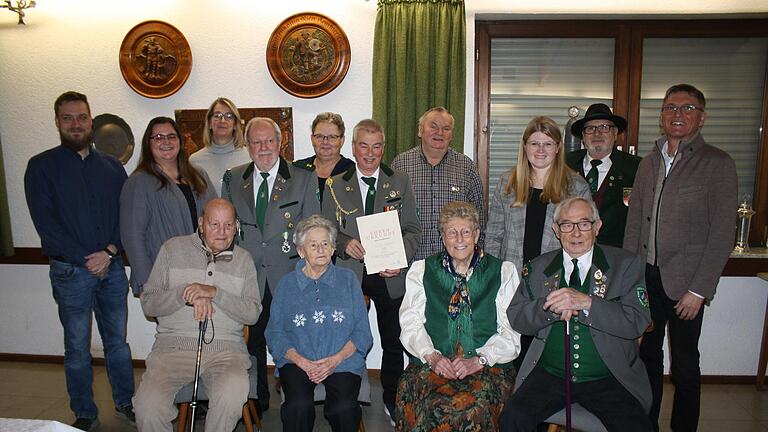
[566,149,640,248]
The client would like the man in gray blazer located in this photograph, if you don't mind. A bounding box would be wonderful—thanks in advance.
[322,119,421,422]
[222,117,320,411]
[624,84,737,432]
[501,197,652,431]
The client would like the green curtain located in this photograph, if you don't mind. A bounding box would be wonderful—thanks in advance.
[372,0,466,163]
[0,137,13,256]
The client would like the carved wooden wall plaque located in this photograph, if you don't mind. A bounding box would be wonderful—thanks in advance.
[174,108,294,161]
[266,13,351,99]
[119,20,193,99]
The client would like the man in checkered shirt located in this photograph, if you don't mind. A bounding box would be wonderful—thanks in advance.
[391,107,485,260]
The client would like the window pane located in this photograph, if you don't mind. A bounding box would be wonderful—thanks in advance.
[639,38,767,199]
[489,38,614,187]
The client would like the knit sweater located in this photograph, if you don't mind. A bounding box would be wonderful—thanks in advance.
[190,141,251,197]
[141,233,261,353]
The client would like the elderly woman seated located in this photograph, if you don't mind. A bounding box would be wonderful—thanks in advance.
[396,201,522,431]
[265,214,373,432]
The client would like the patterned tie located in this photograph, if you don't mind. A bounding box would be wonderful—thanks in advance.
[256,172,269,233]
[569,258,580,288]
[362,176,376,215]
[586,159,602,194]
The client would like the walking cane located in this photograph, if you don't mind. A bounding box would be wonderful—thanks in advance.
[564,319,572,432]
[189,319,207,432]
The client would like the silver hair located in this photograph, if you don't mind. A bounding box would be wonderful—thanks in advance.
[245,117,282,144]
[418,106,455,130]
[293,214,338,247]
[438,201,480,233]
[553,196,601,223]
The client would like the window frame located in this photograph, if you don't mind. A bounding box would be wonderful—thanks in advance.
[475,18,768,246]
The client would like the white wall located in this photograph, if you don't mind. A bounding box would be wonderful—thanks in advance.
[1,0,767,373]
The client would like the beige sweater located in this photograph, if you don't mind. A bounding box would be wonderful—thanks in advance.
[141,233,261,352]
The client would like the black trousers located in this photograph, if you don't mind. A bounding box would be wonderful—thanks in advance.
[279,364,362,432]
[247,286,273,410]
[499,365,652,432]
[362,272,404,410]
[640,264,704,432]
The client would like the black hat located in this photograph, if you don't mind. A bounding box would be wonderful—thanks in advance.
[570,103,627,139]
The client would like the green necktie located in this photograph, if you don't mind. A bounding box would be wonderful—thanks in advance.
[569,258,580,288]
[362,176,376,215]
[256,172,269,234]
[586,159,602,194]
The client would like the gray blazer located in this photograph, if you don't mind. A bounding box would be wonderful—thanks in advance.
[223,159,320,298]
[321,164,421,299]
[485,170,590,271]
[120,169,216,294]
[508,245,652,413]
[623,133,737,300]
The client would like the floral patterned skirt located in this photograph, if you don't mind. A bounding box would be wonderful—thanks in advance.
[394,362,516,432]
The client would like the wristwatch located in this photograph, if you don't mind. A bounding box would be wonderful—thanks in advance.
[103,247,117,260]
[478,355,488,366]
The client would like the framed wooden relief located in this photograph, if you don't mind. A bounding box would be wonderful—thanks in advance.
[119,20,192,99]
[174,108,294,161]
[266,12,351,99]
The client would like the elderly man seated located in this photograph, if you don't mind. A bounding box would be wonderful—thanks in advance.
[133,198,262,432]
[500,197,652,432]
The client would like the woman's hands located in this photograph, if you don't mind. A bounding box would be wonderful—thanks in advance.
[425,352,484,380]
[286,341,356,384]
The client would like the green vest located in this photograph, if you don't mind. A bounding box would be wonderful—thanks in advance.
[540,263,611,382]
[416,254,512,368]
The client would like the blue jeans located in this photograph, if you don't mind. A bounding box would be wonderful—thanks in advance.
[50,257,135,419]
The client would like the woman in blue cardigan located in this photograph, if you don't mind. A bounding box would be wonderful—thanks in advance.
[266,214,373,432]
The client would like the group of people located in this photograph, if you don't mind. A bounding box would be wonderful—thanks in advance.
[24,83,736,432]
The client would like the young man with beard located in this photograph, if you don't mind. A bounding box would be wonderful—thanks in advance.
[25,91,135,431]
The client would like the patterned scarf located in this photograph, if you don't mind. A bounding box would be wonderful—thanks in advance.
[442,246,483,320]
[198,230,234,264]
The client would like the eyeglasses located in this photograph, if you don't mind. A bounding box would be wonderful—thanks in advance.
[526,141,557,150]
[206,221,236,232]
[60,114,90,123]
[312,134,342,142]
[211,112,236,121]
[150,133,179,142]
[248,138,276,147]
[444,228,476,240]
[304,241,332,251]
[557,220,596,233]
[583,124,615,135]
[661,104,704,114]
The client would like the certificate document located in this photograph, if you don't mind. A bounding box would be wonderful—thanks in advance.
[357,211,407,275]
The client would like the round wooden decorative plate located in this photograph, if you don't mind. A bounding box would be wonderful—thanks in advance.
[266,12,351,99]
[119,20,192,99]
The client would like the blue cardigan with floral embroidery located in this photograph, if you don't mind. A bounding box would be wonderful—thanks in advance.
[265,260,373,376]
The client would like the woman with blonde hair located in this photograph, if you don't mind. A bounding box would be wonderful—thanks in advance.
[190,97,251,196]
[485,116,590,369]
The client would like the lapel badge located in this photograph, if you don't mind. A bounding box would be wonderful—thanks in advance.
[389,191,396,198]
[281,232,291,254]
[451,186,460,192]
[284,212,291,219]
[623,187,632,207]
[345,186,352,192]
[279,178,286,184]
[383,182,390,189]
[288,222,294,229]
[594,269,603,281]
[272,195,279,201]
[609,176,614,181]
